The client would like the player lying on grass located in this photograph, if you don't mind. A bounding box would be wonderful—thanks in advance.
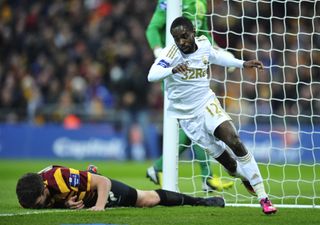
[16,165,225,211]
[147,16,277,215]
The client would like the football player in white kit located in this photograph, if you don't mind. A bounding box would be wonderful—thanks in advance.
[147,16,277,215]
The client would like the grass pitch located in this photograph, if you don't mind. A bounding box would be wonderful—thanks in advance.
[0,159,319,225]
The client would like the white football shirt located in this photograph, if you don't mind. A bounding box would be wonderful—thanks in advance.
[148,35,244,119]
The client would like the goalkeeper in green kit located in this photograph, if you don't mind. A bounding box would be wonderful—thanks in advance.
[145,0,234,191]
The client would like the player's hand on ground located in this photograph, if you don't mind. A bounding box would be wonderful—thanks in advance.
[88,205,105,211]
[172,63,189,74]
[65,195,85,210]
[243,60,264,70]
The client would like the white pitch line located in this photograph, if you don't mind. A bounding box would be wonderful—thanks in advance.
[0,209,71,217]
[0,207,122,217]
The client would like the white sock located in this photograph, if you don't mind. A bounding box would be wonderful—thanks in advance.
[232,161,246,179]
[253,182,268,200]
[237,152,263,185]
[237,152,268,199]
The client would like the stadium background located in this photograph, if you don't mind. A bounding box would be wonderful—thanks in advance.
[0,0,318,163]
[0,0,161,160]
[0,1,320,224]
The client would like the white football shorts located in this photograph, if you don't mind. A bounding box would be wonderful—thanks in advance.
[179,95,232,158]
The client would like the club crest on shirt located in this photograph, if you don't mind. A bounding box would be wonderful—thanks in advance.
[157,59,169,68]
[202,56,209,65]
[69,174,80,187]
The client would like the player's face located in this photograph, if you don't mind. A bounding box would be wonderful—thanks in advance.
[34,187,53,209]
[171,25,196,54]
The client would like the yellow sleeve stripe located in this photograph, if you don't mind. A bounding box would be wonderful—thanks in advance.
[166,45,178,59]
[78,191,86,200]
[54,168,70,193]
[87,172,91,191]
[69,168,79,192]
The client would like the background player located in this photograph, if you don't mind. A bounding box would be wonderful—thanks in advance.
[16,165,225,210]
[145,0,234,192]
[147,16,277,215]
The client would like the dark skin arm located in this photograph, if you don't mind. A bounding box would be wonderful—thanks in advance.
[243,60,264,70]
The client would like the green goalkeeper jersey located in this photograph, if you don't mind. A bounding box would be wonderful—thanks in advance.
[146,0,215,50]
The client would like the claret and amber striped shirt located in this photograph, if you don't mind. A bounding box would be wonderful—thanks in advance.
[39,165,97,208]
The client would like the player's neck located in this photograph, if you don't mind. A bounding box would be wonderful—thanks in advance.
[181,44,198,55]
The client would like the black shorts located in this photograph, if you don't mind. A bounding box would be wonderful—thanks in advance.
[106,179,138,207]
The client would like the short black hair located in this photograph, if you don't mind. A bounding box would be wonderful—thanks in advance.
[16,173,44,208]
[170,16,194,33]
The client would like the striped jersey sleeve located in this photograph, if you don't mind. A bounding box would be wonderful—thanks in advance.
[165,44,179,59]
[40,166,93,205]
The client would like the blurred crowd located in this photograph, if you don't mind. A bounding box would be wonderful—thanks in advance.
[209,0,320,126]
[0,0,163,125]
[0,0,319,128]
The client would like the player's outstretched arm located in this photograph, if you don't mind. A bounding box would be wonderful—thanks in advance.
[89,174,111,211]
[243,60,264,70]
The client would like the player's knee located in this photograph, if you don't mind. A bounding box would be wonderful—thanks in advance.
[223,133,249,157]
[227,134,243,151]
